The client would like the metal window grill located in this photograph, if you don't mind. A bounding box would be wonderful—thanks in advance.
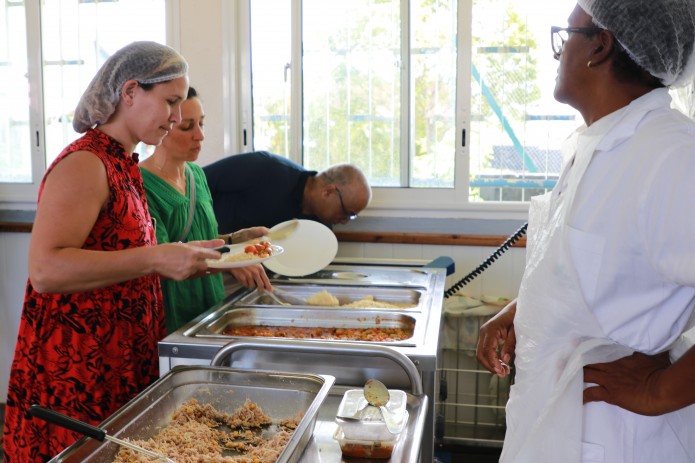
[435,312,513,447]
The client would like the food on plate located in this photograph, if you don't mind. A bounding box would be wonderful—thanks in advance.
[113,398,301,463]
[306,290,340,306]
[222,324,412,342]
[243,241,274,258]
[215,241,275,264]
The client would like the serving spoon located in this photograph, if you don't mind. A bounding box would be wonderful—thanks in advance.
[339,379,402,434]
[29,405,175,463]
[262,290,290,306]
[270,287,307,305]
[363,379,404,433]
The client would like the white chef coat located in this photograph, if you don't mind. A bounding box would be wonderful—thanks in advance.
[568,89,695,348]
[506,88,695,463]
[570,89,695,462]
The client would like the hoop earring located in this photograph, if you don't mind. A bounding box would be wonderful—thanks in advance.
[587,60,592,68]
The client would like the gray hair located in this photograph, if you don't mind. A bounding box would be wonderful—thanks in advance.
[318,163,372,202]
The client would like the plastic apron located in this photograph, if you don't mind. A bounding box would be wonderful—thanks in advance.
[500,115,634,463]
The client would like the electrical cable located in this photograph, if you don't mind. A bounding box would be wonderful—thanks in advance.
[444,222,528,298]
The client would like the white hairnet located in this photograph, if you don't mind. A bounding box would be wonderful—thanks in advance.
[577,0,695,87]
[73,41,188,133]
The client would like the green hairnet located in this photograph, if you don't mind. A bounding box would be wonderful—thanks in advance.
[577,0,695,87]
[73,41,188,133]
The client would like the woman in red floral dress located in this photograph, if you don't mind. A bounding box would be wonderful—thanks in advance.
[2,42,224,463]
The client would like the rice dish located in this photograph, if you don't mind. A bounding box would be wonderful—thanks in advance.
[112,398,300,463]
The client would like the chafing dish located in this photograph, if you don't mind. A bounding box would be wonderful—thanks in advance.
[269,266,433,288]
[237,283,424,311]
[210,340,428,463]
[191,307,421,347]
[159,261,447,463]
[49,366,334,463]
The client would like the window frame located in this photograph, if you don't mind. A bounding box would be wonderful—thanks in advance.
[233,0,532,221]
[3,0,553,223]
[0,0,45,205]
[0,0,173,208]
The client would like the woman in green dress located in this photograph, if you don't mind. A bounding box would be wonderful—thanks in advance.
[140,87,272,333]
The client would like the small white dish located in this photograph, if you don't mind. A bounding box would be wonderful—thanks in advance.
[335,388,408,440]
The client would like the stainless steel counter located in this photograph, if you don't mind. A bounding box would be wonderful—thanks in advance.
[209,340,428,463]
[159,260,446,463]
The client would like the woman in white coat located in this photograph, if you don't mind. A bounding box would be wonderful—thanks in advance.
[476,1,695,462]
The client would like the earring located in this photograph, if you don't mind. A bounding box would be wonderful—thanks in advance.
[587,60,592,68]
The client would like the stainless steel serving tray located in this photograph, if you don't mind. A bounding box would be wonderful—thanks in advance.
[237,283,424,311]
[268,264,433,288]
[210,341,428,463]
[49,366,335,463]
[189,307,422,347]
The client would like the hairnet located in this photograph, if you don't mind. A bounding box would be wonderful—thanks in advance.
[73,41,188,133]
[577,0,695,87]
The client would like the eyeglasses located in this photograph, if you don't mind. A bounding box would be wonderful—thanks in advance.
[551,26,603,57]
[335,187,358,221]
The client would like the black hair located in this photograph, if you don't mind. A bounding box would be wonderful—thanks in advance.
[137,81,155,91]
[134,83,200,97]
[610,41,664,89]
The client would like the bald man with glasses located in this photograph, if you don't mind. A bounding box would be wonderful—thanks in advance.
[204,151,372,234]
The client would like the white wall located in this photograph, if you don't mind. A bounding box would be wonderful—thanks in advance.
[337,241,525,300]
[0,232,30,403]
[173,0,230,167]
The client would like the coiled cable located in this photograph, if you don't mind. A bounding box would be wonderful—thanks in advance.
[444,222,528,298]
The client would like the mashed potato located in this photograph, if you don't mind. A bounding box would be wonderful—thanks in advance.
[306,291,415,308]
[306,290,340,306]
[341,297,414,309]
[218,250,264,263]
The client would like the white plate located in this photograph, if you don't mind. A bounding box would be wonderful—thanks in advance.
[207,244,284,269]
[263,219,338,276]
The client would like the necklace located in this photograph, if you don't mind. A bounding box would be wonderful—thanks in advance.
[153,158,187,194]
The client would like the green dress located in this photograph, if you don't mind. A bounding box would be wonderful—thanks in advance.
[141,162,225,333]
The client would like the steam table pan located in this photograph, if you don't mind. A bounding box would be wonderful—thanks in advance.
[48,366,335,463]
[191,306,421,347]
[237,283,424,311]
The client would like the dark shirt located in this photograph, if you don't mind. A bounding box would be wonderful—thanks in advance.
[203,151,320,233]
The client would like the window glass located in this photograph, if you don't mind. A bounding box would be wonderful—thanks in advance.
[40,0,166,166]
[249,0,292,157]
[298,0,458,188]
[0,0,31,183]
[469,0,580,202]
[302,0,404,185]
[248,0,586,204]
[411,0,457,188]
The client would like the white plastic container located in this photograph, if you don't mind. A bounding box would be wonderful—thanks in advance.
[335,388,408,441]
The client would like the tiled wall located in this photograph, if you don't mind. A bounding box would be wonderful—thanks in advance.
[337,241,525,301]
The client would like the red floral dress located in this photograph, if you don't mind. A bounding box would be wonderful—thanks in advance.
[2,129,165,463]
